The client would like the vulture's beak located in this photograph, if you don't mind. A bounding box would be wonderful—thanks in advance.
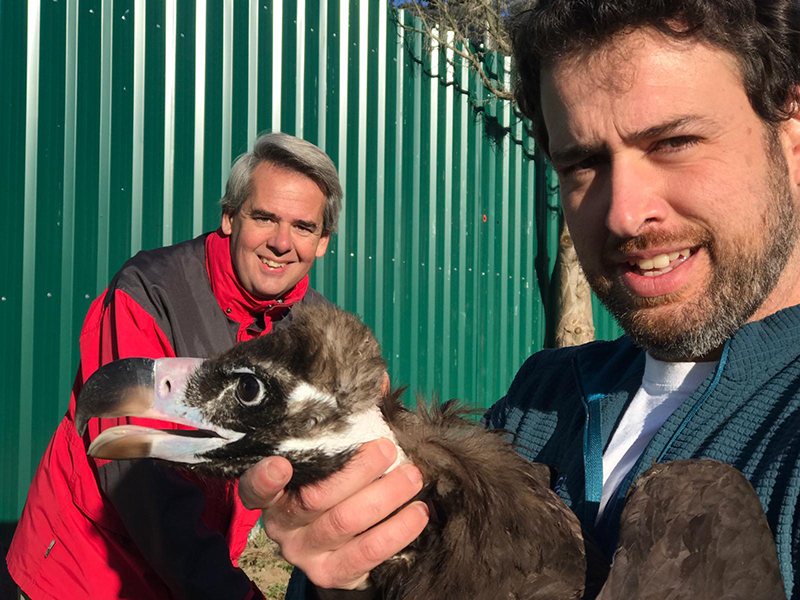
[75,357,244,463]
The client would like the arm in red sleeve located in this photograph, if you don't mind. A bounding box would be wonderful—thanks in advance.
[81,289,263,599]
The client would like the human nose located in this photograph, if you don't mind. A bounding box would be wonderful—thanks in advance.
[266,224,292,254]
[605,161,667,238]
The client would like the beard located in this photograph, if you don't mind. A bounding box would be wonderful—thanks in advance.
[585,130,800,361]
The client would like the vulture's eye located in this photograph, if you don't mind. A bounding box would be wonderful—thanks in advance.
[235,374,264,406]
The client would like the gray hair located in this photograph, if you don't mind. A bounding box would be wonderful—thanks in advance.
[220,132,343,235]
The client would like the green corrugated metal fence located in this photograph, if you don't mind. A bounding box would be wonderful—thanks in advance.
[0,0,623,522]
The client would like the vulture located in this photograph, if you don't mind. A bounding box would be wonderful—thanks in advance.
[75,304,786,600]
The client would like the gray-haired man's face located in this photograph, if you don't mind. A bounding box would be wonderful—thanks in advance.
[221,162,330,301]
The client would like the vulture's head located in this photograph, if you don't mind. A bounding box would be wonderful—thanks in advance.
[75,305,399,485]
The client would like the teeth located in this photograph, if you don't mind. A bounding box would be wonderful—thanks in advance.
[638,257,655,270]
[652,254,670,269]
[261,258,284,268]
[643,267,673,277]
[629,248,691,271]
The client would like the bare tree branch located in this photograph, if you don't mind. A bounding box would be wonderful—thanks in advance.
[395,0,519,101]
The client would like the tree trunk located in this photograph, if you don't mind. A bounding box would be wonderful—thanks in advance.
[555,218,595,348]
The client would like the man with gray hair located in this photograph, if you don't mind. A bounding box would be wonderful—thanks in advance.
[220,132,341,304]
[8,132,341,600]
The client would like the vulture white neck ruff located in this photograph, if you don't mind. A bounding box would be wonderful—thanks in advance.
[276,404,407,474]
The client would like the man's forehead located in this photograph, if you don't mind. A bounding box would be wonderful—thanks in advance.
[246,164,326,225]
[544,27,725,94]
[541,28,746,148]
[544,33,644,96]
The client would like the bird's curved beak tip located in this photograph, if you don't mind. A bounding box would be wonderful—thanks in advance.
[75,357,158,436]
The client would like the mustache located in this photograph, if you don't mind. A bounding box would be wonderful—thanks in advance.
[604,228,713,260]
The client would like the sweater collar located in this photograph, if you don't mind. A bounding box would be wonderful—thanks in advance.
[205,229,309,327]
[720,302,800,382]
[575,302,800,392]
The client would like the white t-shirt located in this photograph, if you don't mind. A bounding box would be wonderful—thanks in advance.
[596,354,717,520]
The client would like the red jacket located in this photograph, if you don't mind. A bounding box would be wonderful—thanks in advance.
[7,231,325,599]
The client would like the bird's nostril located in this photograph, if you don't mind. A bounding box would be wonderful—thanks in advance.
[158,378,172,396]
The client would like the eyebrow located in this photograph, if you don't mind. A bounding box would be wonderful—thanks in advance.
[549,115,715,167]
[626,115,714,143]
[248,208,320,231]
[550,144,605,170]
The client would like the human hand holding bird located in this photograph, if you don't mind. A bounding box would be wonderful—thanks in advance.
[239,439,429,592]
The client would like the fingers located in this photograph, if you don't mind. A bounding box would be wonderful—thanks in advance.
[302,463,424,552]
[312,501,430,590]
[238,455,293,510]
[239,439,398,516]
[275,439,399,523]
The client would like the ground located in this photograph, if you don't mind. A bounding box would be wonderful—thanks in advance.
[240,528,293,598]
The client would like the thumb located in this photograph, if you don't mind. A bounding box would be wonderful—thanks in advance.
[239,456,293,510]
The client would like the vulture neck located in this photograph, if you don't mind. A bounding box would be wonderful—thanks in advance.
[276,404,408,475]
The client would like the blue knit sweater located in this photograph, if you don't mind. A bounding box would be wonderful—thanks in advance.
[288,304,800,599]
[486,303,800,598]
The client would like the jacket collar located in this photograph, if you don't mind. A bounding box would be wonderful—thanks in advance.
[204,229,309,330]
[575,302,800,400]
[721,303,800,383]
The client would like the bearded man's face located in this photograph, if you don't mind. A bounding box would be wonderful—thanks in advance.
[541,29,800,360]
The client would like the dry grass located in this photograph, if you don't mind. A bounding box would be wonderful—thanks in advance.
[239,528,293,599]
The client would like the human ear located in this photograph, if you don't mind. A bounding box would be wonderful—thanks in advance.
[221,212,234,236]
[315,233,330,258]
[780,90,800,187]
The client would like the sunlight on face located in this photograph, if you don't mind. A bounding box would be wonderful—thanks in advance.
[541,30,800,360]
[222,163,330,301]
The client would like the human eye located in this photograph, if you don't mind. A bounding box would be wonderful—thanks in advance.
[252,214,276,224]
[294,222,317,235]
[557,154,604,179]
[651,135,700,153]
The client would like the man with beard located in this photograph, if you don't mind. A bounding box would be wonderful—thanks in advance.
[236,1,800,599]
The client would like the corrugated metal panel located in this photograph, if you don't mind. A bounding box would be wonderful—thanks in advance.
[0,0,623,521]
